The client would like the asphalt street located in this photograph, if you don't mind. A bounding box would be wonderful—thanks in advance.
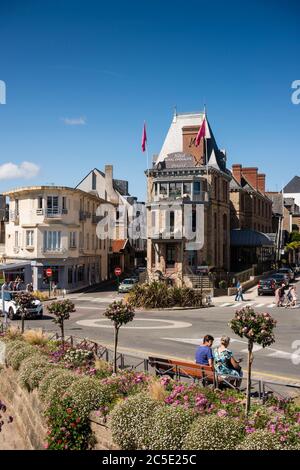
[9,280,300,386]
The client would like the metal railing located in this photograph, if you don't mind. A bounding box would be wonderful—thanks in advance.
[45,333,300,401]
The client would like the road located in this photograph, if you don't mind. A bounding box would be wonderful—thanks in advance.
[10,280,300,386]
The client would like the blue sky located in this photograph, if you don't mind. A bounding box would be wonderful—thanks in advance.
[0,0,299,199]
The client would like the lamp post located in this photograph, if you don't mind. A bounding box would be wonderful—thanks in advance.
[1,283,7,330]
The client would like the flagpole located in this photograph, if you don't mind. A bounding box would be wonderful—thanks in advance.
[204,105,208,177]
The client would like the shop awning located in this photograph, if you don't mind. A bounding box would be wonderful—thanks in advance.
[111,239,129,253]
[230,229,274,247]
[0,261,32,271]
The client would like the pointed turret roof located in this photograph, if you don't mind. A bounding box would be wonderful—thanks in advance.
[283,176,300,193]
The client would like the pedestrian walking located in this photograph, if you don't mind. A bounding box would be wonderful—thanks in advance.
[275,284,285,307]
[235,282,244,302]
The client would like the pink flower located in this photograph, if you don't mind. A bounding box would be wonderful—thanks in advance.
[217,409,228,418]
[43,442,49,449]
[245,427,255,434]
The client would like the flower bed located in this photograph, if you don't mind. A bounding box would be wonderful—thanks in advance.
[1,331,300,450]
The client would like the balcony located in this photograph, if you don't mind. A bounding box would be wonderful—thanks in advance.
[36,208,68,218]
[151,191,209,204]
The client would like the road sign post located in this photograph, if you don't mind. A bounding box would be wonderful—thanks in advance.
[46,268,52,298]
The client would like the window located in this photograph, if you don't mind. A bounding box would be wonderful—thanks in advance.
[69,232,76,248]
[193,181,201,195]
[47,196,59,215]
[160,183,168,196]
[92,171,97,190]
[62,197,67,210]
[154,183,158,196]
[78,265,85,282]
[43,231,61,251]
[14,231,19,247]
[169,183,181,198]
[26,230,34,246]
[169,211,175,232]
[15,200,19,214]
[38,197,43,209]
[183,182,191,195]
[192,210,197,232]
[166,244,176,267]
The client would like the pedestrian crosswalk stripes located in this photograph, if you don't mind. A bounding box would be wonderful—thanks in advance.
[215,301,279,309]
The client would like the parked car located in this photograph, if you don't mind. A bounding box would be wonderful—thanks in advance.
[270,273,289,287]
[257,278,278,296]
[0,291,43,320]
[118,278,138,294]
[277,267,295,281]
[289,263,300,274]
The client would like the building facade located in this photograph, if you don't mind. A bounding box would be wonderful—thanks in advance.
[77,164,146,276]
[230,165,273,233]
[146,112,231,286]
[2,186,108,291]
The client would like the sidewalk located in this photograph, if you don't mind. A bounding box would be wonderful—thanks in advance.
[212,286,258,305]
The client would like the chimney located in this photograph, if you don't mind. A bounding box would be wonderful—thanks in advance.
[257,174,266,194]
[232,164,242,184]
[104,165,118,204]
[241,167,258,190]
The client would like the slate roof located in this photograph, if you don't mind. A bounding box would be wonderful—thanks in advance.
[266,192,283,215]
[283,176,300,193]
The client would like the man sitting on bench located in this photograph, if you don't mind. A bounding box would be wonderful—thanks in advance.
[195,335,214,368]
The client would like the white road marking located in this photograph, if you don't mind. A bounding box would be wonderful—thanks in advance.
[267,304,276,308]
[163,337,295,361]
[234,302,242,307]
[75,306,105,310]
[76,318,192,330]
[255,303,265,308]
[220,303,232,307]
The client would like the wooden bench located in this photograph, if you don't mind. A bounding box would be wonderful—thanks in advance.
[148,356,217,388]
[148,356,242,390]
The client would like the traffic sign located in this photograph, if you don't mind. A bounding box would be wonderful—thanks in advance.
[114,267,122,276]
[46,268,53,277]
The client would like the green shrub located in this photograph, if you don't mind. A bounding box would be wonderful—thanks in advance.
[127,282,203,309]
[7,343,37,370]
[110,392,162,449]
[218,280,227,290]
[38,368,67,402]
[18,355,49,391]
[5,339,25,362]
[67,377,111,419]
[147,406,196,450]
[45,395,96,450]
[183,415,245,450]
[27,363,54,391]
[237,430,283,450]
[47,371,79,403]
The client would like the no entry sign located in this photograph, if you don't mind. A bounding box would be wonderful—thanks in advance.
[46,268,53,277]
[114,267,122,276]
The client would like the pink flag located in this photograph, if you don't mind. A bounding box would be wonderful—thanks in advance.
[195,116,206,147]
[141,123,147,152]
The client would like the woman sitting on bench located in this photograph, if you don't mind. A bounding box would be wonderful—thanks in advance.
[213,336,243,388]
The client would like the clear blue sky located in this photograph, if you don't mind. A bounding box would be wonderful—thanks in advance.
[0,0,299,200]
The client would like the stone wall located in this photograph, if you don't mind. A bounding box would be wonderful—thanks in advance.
[0,366,46,450]
[0,363,119,450]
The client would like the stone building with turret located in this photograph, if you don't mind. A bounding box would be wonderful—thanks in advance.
[146,111,231,287]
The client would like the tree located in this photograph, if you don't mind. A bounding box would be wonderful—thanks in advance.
[14,292,36,333]
[47,299,75,345]
[229,307,276,415]
[103,300,135,373]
